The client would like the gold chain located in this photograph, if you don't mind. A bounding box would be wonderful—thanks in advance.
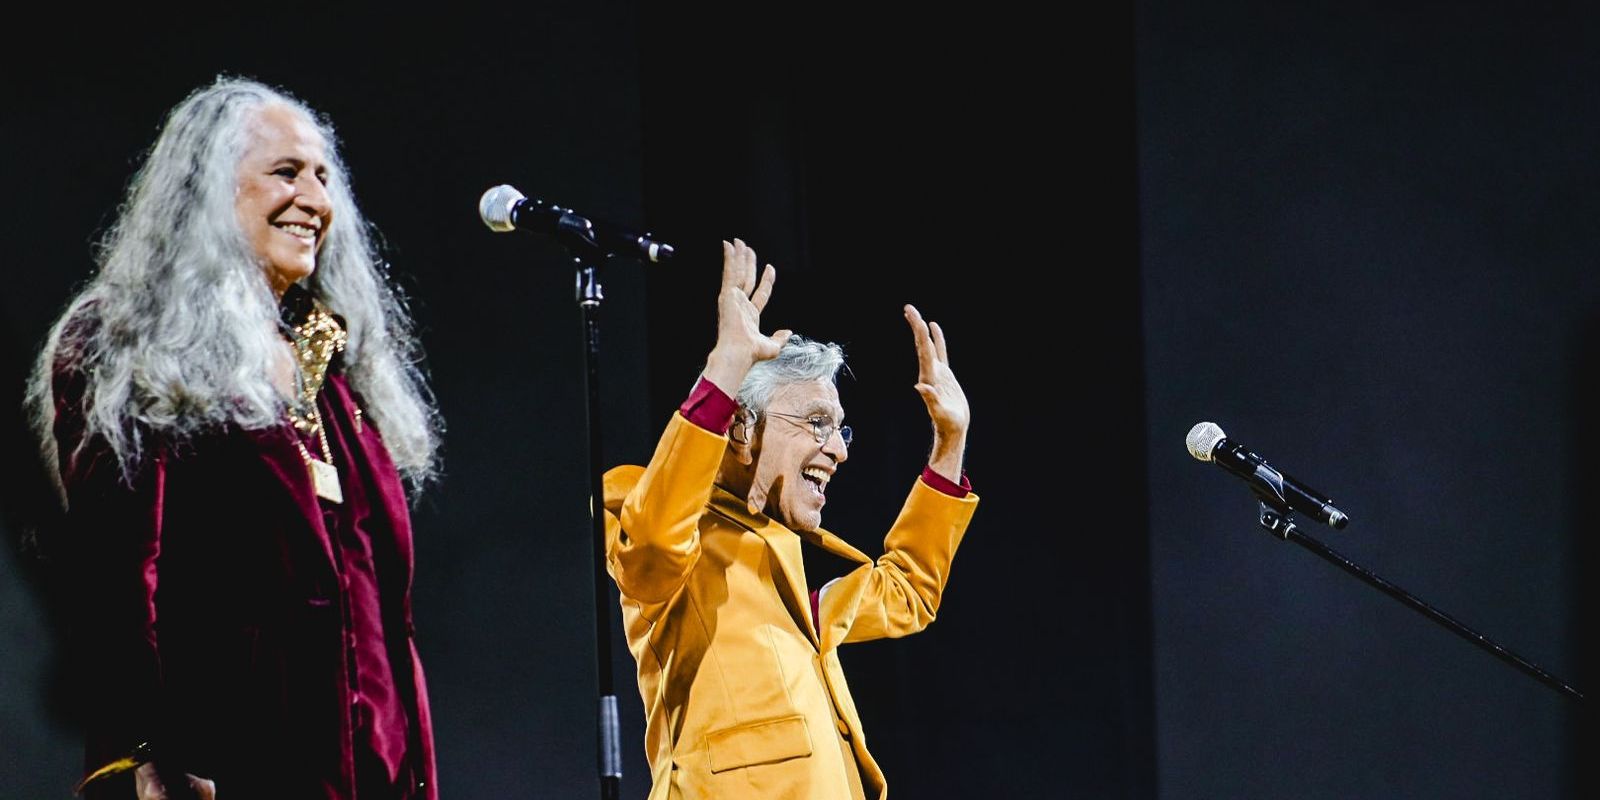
[312,406,334,463]
[292,406,335,466]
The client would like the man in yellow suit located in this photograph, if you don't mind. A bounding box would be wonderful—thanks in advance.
[603,239,978,798]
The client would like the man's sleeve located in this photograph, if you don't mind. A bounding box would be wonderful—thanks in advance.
[606,378,734,606]
[823,476,979,644]
[678,375,739,433]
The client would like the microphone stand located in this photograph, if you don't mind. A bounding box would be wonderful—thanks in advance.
[550,218,624,800]
[1252,501,1584,703]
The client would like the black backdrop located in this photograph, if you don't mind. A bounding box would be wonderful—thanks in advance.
[7,2,1589,798]
[1140,1,1591,797]
[1,5,1149,799]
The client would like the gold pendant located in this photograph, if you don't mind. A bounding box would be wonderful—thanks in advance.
[307,457,344,504]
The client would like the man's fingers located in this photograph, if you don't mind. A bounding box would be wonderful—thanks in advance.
[720,240,739,291]
[732,238,747,293]
[904,304,936,376]
[738,239,758,294]
[751,264,777,311]
[727,238,746,294]
[930,321,949,363]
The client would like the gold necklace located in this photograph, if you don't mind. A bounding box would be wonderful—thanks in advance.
[295,405,343,504]
[286,299,348,436]
[284,296,348,504]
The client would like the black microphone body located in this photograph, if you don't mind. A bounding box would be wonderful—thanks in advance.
[1210,437,1349,529]
[480,185,674,263]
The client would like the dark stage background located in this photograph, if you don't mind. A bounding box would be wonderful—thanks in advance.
[5,2,1589,798]
[1,6,1147,799]
[1141,1,1592,798]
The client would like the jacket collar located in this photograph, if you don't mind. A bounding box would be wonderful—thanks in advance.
[706,484,871,648]
[244,374,412,589]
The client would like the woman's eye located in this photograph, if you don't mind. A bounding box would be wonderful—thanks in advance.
[273,167,297,179]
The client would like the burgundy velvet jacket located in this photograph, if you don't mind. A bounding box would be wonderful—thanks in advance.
[54,365,437,800]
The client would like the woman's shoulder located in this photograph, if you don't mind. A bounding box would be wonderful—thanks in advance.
[47,300,104,383]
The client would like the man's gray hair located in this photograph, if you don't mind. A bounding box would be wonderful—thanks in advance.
[26,76,442,495]
[735,335,847,415]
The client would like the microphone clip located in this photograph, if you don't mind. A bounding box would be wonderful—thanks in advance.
[1257,501,1298,540]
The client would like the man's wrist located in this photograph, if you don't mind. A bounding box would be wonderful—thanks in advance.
[921,465,972,497]
[929,431,967,459]
[680,377,739,433]
[702,349,752,398]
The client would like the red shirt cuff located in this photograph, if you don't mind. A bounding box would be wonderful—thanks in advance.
[920,466,972,498]
[679,376,739,434]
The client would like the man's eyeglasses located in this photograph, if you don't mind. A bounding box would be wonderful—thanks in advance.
[765,411,853,447]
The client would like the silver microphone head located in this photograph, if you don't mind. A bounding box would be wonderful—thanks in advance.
[479,184,525,232]
[1186,422,1227,462]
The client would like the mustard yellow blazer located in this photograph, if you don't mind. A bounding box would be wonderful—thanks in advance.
[603,413,979,799]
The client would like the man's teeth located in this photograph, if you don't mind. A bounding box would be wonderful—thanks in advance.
[802,467,830,488]
[278,223,317,239]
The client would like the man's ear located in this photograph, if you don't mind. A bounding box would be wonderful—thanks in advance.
[730,408,757,465]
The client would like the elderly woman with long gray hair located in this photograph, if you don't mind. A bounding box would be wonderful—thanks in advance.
[26,77,443,800]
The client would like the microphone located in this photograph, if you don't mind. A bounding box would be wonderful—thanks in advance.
[478,184,675,263]
[1186,422,1350,529]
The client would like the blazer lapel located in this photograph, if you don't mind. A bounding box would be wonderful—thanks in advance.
[800,528,873,652]
[709,487,822,650]
[803,528,871,565]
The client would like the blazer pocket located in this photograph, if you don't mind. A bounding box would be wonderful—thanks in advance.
[706,715,812,773]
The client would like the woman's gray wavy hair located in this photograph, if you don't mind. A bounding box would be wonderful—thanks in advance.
[25,76,442,495]
[735,335,847,415]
